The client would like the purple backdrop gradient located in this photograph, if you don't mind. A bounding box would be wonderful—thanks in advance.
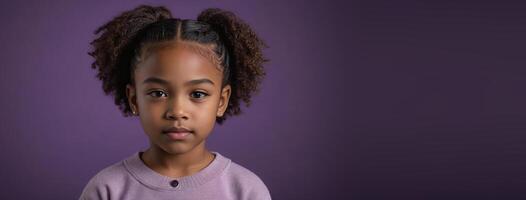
[1,0,525,199]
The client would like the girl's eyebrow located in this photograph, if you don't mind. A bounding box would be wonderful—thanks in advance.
[142,77,215,86]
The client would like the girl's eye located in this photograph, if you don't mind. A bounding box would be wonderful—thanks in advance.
[148,91,167,98]
[191,91,209,99]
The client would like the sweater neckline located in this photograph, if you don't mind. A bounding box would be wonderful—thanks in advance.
[123,151,230,191]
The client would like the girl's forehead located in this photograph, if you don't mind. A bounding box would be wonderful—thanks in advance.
[138,40,221,71]
[135,43,223,85]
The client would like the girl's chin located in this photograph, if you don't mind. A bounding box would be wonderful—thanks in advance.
[158,143,194,155]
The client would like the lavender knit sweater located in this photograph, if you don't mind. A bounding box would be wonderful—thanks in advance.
[79,151,271,200]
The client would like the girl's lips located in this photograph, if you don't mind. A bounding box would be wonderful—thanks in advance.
[165,132,190,140]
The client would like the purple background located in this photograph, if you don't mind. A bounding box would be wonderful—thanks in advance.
[1,0,525,199]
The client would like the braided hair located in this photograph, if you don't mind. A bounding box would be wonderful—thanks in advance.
[88,5,268,125]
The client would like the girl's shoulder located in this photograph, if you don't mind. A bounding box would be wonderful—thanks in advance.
[218,153,272,199]
[78,154,134,199]
[225,159,266,184]
[85,155,130,185]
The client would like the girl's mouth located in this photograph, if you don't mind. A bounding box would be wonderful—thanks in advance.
[162,126,193,140]
[165,132,190,140]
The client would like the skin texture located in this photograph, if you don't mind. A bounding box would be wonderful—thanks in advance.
[125,42,231,178]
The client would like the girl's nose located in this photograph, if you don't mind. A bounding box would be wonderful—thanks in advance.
[165,96,189,120]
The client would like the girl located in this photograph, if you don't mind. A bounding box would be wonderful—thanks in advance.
[79,5,271,200]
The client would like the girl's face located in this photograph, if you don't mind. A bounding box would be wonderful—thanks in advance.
[126,43,231,155]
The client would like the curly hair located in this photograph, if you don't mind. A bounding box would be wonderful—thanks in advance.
[88,5,268,125]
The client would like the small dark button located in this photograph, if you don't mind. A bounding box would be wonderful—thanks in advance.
[170,180,179,187]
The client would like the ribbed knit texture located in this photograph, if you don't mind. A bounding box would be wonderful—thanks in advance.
[79,151,271,200]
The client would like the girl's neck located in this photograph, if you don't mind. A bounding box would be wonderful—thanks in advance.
[140,142,215,178]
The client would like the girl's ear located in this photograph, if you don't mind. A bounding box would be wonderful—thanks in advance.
[217,84,231,117]
[126,84,138,114]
